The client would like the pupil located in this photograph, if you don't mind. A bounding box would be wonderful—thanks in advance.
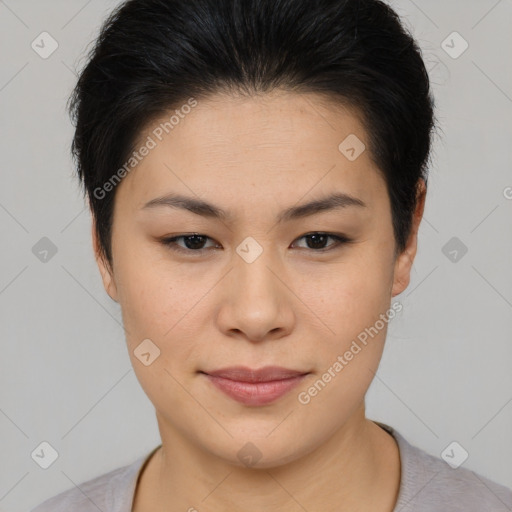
[185,235,206,249]
[308,234,327,249]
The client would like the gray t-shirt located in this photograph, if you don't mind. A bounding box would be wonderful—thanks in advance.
[30,421,512,512]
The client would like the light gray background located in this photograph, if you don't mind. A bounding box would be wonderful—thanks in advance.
[1,0,511,510]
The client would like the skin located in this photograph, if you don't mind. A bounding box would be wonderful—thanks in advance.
[92,89,426,512]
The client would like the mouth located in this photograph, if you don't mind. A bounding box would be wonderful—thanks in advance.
[199,366,310,406]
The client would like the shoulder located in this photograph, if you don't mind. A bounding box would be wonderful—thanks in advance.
[29,451,151,512]
[377,422,512,512]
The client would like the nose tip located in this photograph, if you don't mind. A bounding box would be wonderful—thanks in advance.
[215,252,295,343]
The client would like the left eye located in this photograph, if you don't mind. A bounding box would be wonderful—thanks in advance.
[292,232,351,251]
[160,232,351,255]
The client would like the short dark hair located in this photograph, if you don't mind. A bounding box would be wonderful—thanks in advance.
[68,0,437,269]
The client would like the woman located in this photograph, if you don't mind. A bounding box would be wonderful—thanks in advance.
[31,0,512,510]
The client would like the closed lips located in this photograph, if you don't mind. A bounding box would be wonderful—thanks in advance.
[201,366,309,382]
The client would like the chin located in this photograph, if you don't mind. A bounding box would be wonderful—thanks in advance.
[203,430,316,470]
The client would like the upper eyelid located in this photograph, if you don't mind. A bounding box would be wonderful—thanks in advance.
[167,232,344,241]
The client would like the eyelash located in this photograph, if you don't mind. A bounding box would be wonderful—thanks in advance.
[160,232,353,256]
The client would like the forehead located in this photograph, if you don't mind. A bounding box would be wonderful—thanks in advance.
[146,90,368,153]
[118,90,386,211]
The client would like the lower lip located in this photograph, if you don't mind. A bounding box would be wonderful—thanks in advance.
[203,373,308,406]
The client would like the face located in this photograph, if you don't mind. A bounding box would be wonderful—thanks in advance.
[93,90,424,468]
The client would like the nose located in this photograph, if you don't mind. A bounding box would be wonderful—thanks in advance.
[215,248,295,343]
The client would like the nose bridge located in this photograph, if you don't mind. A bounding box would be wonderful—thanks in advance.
[216,237,293,341]
[234,239,283,307]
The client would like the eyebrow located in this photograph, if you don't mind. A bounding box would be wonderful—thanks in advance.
[141,192,367,223]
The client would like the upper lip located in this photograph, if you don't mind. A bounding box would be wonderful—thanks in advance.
[203,366,308,383]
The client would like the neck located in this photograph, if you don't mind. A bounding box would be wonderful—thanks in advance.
[134,405,401,512]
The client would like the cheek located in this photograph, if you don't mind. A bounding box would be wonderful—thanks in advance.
[295,261,394,417]
[113,245,215,374]
[299,260,395,411]
[305,252,394,342]
[114,260,202,404]
[112,245,187,343]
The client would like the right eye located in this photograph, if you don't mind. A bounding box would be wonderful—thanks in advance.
[160,234,221,255]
